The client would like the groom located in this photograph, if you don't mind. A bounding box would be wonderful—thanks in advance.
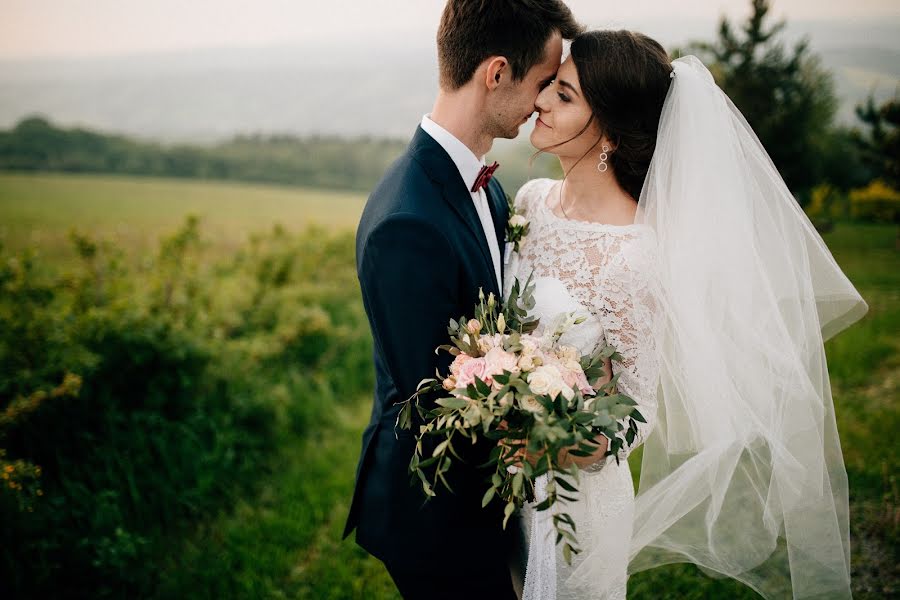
[343,1,582,597]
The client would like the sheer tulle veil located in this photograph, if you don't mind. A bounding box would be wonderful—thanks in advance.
[570,55,868,598]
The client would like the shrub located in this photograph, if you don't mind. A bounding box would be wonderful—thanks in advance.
[0,217,370,598]
[850,180,900,223]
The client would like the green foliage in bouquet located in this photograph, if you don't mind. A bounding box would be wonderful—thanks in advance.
[396,274,644,564]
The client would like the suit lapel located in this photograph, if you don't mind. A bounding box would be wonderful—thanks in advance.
[409,126,500,294]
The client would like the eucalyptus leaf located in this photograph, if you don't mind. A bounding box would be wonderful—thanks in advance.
[432,439,449,458]
[503,501,516,529]
[436,397,468,410]
[482,486,496,508]
[554,476,578,492]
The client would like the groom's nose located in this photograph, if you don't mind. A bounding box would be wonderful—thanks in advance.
[534,90,550,113]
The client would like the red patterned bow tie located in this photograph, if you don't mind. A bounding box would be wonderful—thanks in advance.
[470,161,500,192]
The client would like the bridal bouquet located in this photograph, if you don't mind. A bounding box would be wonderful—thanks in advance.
[395,275,645,564]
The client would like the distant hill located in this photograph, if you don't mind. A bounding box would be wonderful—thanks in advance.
[0,115,560,196]
[0,19,897,143]
[0,116,408,193]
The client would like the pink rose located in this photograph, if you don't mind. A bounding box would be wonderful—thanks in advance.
[578,373,593,396]
[565,367,594,396]
[483,347,519,387]
[466,319,482,334]
[450,353,473,377]
[456,357,488,388]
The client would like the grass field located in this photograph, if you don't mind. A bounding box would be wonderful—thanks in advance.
[1,172,896,598]
[0,172,367,263]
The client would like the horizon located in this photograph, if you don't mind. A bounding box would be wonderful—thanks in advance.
[0,1,897,142]
[2,0,899,61]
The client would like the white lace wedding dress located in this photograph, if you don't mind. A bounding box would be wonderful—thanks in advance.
[503,178,661,600]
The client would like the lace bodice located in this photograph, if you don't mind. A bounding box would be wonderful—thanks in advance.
[506,177,661,461]
[506,178,663,600]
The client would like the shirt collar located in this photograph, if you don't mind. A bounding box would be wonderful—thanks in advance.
[420,113,485,193]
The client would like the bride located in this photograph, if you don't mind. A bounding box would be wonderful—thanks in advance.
[504,30,868,599]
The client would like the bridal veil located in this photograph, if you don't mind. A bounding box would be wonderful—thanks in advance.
[571,55,868,599]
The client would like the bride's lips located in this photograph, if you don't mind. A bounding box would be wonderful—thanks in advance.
[536,117,551,129]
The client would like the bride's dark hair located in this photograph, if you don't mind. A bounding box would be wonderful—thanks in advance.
[566,30,673,200]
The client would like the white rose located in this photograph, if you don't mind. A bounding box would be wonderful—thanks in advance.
[520,336,538,356]
[563,359,582,373]
[528,365,562,396]
[509,214,528,227]
[529,365,576,402]
[558,345,578,363]
[519,395,544,413]
[518,354,535,371]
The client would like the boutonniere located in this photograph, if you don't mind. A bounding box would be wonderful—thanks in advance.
[503,193,530,265]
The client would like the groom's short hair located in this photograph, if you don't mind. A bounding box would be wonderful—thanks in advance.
[437,0,583,90]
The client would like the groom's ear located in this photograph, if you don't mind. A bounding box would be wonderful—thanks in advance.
[484,57,509,91]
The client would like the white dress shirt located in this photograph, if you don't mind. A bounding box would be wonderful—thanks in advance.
[420,114,503,289]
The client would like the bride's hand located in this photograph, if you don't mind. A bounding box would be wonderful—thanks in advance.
[497,419,545,469]
[498,422,610,470]
[558,434,609,470]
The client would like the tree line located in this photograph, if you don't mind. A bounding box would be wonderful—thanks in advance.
[0,118,407,193]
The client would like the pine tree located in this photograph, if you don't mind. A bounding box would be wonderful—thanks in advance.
[684,0,837,205]
[853,94,900,190]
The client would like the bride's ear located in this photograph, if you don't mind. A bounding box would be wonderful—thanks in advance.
[600,132,618,153]
[484,57,509,90]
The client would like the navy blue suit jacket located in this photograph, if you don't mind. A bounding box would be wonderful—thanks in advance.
[343,125,513,565]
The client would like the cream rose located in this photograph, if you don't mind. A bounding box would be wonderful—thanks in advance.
[528,365,563,395]
[509,214,528,227]
[529,364,575,401]
[519,394,544,413]
[558,345,579,363]
[519,336,539,356]
[518,354,536,372]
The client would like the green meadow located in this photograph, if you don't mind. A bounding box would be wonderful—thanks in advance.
[0,172,896,599]
[0,172,366,264]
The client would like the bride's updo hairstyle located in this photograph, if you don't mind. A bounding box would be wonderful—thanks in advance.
[570,30,672,200]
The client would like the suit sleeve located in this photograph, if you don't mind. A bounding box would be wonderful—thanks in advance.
[358,213,460,405]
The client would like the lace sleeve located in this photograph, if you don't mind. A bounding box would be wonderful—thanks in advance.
[597,231,662,462]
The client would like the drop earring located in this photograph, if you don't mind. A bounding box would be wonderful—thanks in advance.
[597,144,611,173]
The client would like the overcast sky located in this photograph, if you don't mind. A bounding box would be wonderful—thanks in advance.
[3,0,899,60]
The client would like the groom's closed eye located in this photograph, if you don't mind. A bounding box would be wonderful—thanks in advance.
[540,77,555,90]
